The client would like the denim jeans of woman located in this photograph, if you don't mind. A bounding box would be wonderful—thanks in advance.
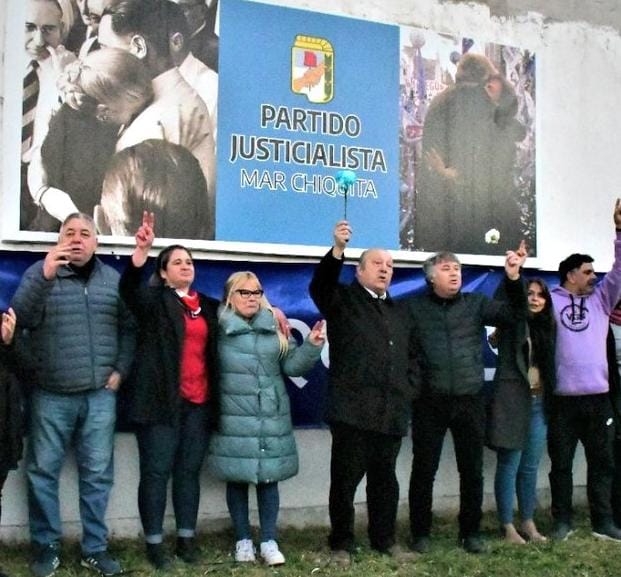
[226,481,279,542]
[495,397,547,525]
[136,401,211,543]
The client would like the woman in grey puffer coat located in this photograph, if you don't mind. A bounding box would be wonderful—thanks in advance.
[208,271,324,566]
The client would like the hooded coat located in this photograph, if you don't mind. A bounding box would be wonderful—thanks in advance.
[551,234,621,396]
[487,283,556,449]
[208,307,321,484]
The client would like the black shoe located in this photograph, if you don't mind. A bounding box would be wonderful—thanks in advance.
[146,543,171,570]
[461,535,486,554]
[176,537,199,564]
[30,544,61,577]
[80,551,122,576]
[411,536,431,554]
[550,522,575,542]
[592,523,621,542]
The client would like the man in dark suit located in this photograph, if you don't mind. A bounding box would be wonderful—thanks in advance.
[21,0,76,230]
[309,220,417,565]
[171,0,218,72]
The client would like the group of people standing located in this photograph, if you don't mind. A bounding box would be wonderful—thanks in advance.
[1,211,324,577]
[320,199,621,564]
[2,201,621,577]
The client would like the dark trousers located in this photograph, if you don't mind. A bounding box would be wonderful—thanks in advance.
[328,421,402,552]
[409,394,485,539]
[0,469,6,577]
[548,394,615,528]
[135,401,211,540]
[0,471,7,522]
[612,427,621,526]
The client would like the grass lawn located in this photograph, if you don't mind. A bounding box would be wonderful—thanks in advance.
[1,509,620,576]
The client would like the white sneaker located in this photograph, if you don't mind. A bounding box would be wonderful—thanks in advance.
[260,540,285,566]
[235,539,256,562]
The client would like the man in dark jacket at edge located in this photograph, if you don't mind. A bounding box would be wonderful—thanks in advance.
[407,241,527,554]
[11,213,134,577]
[0,308,22,577]
[309,220,418,566]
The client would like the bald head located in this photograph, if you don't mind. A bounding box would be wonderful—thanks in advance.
[356,249,393,296]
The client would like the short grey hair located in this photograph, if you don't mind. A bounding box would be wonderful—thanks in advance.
[61,212,96,232]
[423,251,460,283]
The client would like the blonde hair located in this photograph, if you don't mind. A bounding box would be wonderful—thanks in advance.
[221,271,289,356]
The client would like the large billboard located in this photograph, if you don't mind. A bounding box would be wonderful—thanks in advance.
[2,0,536,260]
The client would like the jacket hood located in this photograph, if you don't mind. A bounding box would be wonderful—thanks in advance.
[219,307,276,336]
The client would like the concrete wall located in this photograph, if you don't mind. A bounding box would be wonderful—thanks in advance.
[0,428,586,541]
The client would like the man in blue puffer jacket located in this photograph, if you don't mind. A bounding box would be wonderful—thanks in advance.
[11,213,134,577]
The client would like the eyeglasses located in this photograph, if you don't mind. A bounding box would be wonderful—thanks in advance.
[235,289,264,299]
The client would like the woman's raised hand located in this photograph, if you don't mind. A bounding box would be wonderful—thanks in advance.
[132,212,155,268]
[308,320,326,347]
[504,239,527,280]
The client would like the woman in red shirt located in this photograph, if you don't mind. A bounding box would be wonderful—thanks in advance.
[120,213,219,569]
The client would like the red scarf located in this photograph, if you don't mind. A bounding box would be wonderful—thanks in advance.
[178,290,202,318]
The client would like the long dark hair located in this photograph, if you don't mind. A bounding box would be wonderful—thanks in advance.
[527,278,555,371]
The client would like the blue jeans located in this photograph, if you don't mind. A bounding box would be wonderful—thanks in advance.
[27,387,116,554]
[135,401,211,543]
[495,397,547,525]
[226,481,279,542]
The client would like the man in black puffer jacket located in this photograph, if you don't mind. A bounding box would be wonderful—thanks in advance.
[408,245,527,554]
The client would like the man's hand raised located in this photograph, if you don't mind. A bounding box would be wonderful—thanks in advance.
[42,242,72,280]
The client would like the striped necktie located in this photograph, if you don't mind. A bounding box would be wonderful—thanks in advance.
[22,60,40,156]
